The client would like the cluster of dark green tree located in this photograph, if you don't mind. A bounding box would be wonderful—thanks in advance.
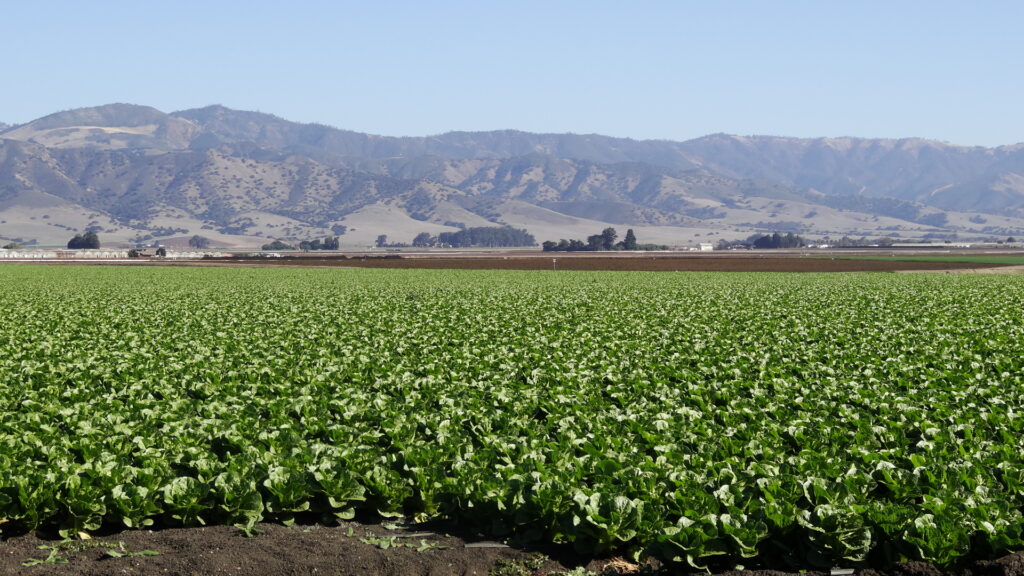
[542,228,638,252]
[259,237,339,251]
[298,236,340,251]
[261,240,296,251]
[408,226,537,248]
[718,232,807,250]
[67,232,101,249]
[752,232,805,249]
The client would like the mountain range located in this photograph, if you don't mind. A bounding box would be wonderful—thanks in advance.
[1,103,1023,249]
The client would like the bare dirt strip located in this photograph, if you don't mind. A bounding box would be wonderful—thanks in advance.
[2,521,1024,576]
[897,264,1024,274]
[3,520,1024,576]
[188,254,1018,273]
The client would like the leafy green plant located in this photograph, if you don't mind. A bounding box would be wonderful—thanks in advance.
[104,541,160,558]
[489,553,550,576]
[20,538,155,566]
[358,534,400,549]
[162,477,209,526]
[22,545,69,567]
[0,266,1022,570]
[357,531,449,551]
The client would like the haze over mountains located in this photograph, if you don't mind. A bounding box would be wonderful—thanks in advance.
[1,103,1023,248]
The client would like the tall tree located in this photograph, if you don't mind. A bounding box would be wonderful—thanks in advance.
[601,227,618,250]
[622,229,637,250]
[189,235,211,249]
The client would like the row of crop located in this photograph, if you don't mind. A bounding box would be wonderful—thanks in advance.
[0,266,1023,569]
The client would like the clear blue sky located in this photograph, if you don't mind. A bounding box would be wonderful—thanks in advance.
[3,0,1021,146]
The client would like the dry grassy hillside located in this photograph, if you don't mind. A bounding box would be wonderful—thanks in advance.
[2,104,1023,248]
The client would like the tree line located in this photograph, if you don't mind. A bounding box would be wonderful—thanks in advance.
[716,232,807,250]
[261,236,340,251]
[542,228,641,252]
[299,236,339,251]
[751,232,805,249]
[380,226,537,248]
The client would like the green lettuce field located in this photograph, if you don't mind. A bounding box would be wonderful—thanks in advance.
[1,266,1022,569]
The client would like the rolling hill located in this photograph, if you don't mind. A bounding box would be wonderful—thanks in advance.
[1,104,1022,248]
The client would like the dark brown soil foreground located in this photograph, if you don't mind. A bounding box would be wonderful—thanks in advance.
[200,255,1007,273]
[0,522,583,576]
[2,522,1023,576]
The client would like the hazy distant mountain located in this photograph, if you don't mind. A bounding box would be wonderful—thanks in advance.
[167,108,1024,214]
[675,134,1024,214]
[1,104,1022,248]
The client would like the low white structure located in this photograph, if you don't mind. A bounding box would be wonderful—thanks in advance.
[0,250,58,259]
[0,249,229,260]
[0,249,129,259]
[698,243,715,251]
[162,251,226,259]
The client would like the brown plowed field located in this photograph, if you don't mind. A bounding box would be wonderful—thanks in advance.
[213,254,1011,273]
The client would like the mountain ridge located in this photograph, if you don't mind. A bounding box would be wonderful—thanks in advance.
[6,103,1022,152]
[1,104,1023,248]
